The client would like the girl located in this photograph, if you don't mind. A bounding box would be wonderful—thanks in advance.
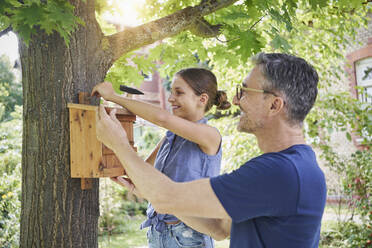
[92,68,230,248]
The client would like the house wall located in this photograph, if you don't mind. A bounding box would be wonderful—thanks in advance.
[346,12,372,52]
[316,12,371,199]
[327,12,371,155]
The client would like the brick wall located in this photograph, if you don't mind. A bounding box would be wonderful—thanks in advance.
[346,12,372,53]
[320,12,371,198]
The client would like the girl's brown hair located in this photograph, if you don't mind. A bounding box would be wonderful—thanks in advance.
[176,68,231,112]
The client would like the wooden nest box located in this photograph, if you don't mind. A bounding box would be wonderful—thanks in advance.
[67,100,136,189]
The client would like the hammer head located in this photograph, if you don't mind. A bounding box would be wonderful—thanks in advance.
[119,85,144,95]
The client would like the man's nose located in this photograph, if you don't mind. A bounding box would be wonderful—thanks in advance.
[168,94,175,102]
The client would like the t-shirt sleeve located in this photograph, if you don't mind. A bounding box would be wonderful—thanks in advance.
[210,156,299,223]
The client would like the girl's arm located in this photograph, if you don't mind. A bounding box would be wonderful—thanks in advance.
[92,82,221,155]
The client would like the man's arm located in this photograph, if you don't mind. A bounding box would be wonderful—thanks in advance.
[112,175,232,240]
[177,216,231,241]
[96,105,230,220]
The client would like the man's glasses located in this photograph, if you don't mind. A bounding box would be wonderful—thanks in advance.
[236,85,278,100]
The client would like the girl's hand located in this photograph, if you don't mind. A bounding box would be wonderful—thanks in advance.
[96,105,128,151]
[91,82,116,101]
[110,176,143,198]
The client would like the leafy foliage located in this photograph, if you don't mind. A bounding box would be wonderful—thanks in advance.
[2,0,369,91]
[99,178,148,236]
[0,0,82,45]
[98,125,162,236]
[0,55,22,122]
[308,92,372,147]
[0,107,22,248]
[0,55,22,248]
[318,149,372,248]
[134,125,165,160]
[306,89,372,247]
[101,0,370,97]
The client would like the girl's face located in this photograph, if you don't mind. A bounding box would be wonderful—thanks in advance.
[168,75,205,121]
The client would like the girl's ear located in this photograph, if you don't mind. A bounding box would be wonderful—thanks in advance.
[199,93,209,106]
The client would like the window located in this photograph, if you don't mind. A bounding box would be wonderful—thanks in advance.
[355,57,372,103]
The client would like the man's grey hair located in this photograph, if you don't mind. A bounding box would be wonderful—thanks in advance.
[253,53,319,125]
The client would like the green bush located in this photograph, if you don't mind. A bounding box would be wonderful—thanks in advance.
[0,107,22,248]
[319,149,372,248]
[0,173,21,248]
[134,124,165,160]
[308,92,372,248]
[341,150,372,248]
[98,124,162,236]
[0,55,22,122]
[321,221,372,248]
[99,178,148,236]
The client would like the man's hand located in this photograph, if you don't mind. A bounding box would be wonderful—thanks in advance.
[110,176,143,198]
[96,105,128,152]
[91,81,116,101]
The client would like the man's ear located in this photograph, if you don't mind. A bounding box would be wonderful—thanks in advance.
[199,93,209,106]
[269,97,285,115]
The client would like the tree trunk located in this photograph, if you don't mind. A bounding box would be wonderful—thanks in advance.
[19,1,112,247]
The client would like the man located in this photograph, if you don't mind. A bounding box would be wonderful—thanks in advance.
[94,53,327,248]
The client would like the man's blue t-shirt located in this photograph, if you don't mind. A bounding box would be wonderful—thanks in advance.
[210,145,327,248]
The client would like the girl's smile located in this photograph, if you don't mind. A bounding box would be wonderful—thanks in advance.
[168,75,205,121]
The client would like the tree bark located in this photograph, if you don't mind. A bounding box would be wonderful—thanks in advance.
[20,1,110,247]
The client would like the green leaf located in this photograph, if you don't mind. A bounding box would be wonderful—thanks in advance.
[132,56,155,75]
[268,8,293,32]
[14,3,44,27]
[244,0,253,6]
[309,0,329,9]
[271,34,292,51]
[346,132,352,142]
[3,0,80,46]
[243,1,262,20]
[226,25,264,63]
[285,0,298,13]
[224,12,251,21]
[14,24,32,45]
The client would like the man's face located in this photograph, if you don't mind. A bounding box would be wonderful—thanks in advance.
[233,66,271,134]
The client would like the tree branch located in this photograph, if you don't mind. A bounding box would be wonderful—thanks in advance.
[0,26,13,38]
[190,18,222,38]
[106,0,238,62]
